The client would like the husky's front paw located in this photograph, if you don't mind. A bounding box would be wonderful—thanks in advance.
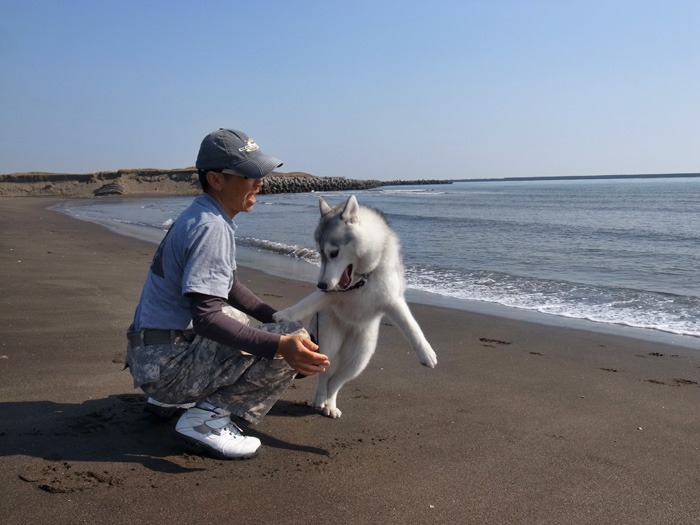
[322,405,343,419]
[418,344,438,368]
[273,308,293,322]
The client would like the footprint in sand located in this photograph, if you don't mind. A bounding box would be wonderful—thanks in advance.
[673,378,698,386]
[645,378,698,387]
[479,337,512,348]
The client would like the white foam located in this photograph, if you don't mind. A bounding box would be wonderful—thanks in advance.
[404,267,700,340]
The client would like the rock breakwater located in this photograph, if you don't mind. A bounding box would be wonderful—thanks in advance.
[0,169,450,198]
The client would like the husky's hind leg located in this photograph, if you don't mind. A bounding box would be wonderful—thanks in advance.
[385,299,437,368]
[321,317,381,418]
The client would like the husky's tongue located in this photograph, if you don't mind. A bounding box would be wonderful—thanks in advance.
[338,265,353,289]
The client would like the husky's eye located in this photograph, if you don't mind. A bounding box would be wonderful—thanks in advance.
[329,249,339,259]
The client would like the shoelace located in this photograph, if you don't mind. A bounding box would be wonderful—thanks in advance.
[205,411,244,437]
[221,421,244,437]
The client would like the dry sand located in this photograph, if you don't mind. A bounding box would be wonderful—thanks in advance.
[0,197,698,524]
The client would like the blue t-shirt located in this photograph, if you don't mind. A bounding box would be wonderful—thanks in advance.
[133,194,237,330]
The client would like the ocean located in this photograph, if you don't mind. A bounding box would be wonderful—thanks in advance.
[52,178,700,348]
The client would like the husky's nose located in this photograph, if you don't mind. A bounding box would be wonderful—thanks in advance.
[317,282,329,290]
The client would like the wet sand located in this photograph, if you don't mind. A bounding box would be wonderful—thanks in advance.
[1,197,698,524]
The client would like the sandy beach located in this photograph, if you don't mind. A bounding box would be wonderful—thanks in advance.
[1,196,698,524]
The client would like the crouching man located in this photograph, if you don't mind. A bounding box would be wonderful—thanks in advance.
[126,128,329,459]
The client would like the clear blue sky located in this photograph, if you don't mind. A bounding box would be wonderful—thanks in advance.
[1,1,699,180]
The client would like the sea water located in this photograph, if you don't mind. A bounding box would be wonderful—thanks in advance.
[52,178,700,347]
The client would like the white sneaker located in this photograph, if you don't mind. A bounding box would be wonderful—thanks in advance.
[175,407,261,459]
[146,397,196,419]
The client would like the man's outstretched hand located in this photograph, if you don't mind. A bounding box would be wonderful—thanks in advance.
[276,335,330,376]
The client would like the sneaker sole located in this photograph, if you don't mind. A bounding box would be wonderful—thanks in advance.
[173,430,259,460]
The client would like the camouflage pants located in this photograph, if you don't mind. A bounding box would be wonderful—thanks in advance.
[127,306,305,424]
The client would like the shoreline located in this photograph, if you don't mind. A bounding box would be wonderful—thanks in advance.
[236,243,700,351]
[1,196,699,523]
[51,195,700,351]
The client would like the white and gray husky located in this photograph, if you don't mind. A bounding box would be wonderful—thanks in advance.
[273,195,437,418]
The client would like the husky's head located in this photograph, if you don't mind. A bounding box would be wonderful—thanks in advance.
[314,195,376,291]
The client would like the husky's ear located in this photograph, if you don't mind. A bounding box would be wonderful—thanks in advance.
[319,197,332,216]
[341,195,360,224]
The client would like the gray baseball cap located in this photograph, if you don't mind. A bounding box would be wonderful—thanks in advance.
[195,128,283,179]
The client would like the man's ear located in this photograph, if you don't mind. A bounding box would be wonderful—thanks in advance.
[206,170,225,191]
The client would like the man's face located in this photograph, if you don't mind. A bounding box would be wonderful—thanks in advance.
[208,171,264,217]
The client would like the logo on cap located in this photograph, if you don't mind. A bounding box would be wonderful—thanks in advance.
[239,138,260,154]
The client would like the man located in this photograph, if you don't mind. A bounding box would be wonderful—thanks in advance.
[126,128,330,459]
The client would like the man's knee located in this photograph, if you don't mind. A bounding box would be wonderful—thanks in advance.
[258,320,308,338]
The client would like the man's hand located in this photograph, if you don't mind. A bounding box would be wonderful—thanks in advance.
[276,335,330,376]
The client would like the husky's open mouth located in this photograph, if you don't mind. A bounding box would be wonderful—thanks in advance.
[338,264,353,289]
